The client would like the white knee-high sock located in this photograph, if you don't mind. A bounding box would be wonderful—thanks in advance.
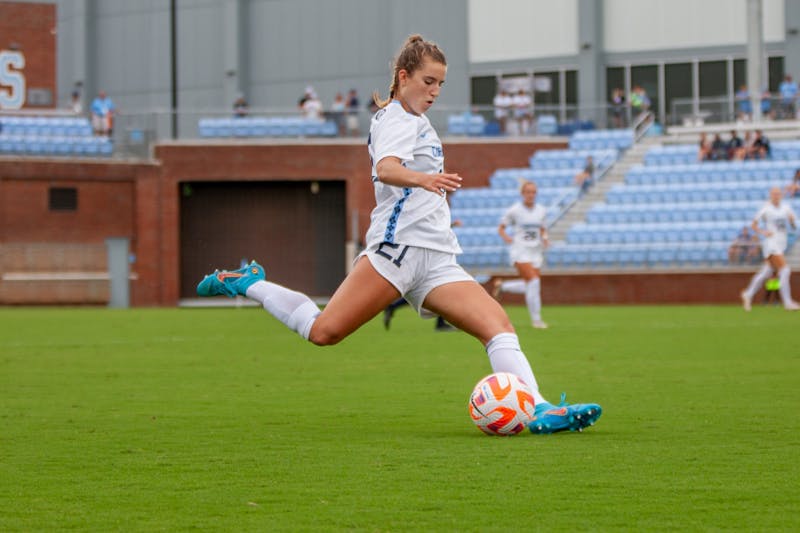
[525,278,542,322]
[245,280,320,340]
[486,332,546,405]
[744,264,773,299]
[778,265,794,305]
[500,279,527,294]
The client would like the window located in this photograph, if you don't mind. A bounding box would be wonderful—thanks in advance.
[631,64,658,119]
[768,56,784,92]
[665,63,693,125]
[49,187,77,211]
[470,75,497,106]
[699,60,727,98]
[606,66,625,104]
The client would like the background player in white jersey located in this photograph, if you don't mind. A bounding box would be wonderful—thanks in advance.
[493,181,549,328]
[741,187,799,311]
[196,34,601,434]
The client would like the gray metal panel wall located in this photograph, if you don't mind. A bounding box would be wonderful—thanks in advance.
[54,0,469,121]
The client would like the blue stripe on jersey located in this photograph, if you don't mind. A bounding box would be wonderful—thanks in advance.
[384,187,412,243]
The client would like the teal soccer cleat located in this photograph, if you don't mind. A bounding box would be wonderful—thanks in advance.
[196,261,265,297]
[528,393,602,434]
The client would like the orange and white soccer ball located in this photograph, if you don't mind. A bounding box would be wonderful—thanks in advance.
[468,372,536,436]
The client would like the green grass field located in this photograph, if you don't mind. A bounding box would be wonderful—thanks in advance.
[1,305,798,532]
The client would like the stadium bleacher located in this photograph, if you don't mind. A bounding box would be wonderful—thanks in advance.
[569,129,634,151]
[452,132,629,268]
[0,115,113,157]
[545,140,800,269]
[644,140,800,166]
[198,116,338,138]
[447,112,487,136]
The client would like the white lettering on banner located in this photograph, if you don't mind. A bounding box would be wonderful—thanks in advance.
[0,50,26,110]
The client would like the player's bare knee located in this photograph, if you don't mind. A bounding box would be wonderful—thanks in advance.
[308,323,344,346]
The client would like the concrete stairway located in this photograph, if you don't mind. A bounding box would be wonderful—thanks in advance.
[547,136,662,242]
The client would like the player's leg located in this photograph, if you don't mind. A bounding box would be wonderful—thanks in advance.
[423,281,601,433]
[769,254,799,309]
[741,259,773,311]
[383,297,409,330]
[515,262,546,328]
[307,257,402,344]
[421,280,542,397]
[494,278,527,295]
[197,257,400,345]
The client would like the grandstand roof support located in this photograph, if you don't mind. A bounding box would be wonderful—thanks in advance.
[785,0,800,89]
[577,0,605,126]
[747,0,765,122]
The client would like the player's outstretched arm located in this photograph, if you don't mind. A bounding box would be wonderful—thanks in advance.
[376,157,461,195]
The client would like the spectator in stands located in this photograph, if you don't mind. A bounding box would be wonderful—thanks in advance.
[514,89,533,135]
[493,89,512,134]
[330,92,346,135]
[195,34,602,434]
[785,168,800,198]
[494,181,549,329]
[90,90,115,137]
[735,85,751,121]
[610,88,626,128]
[734,130,754,160]
[233,93,249,118]
[302,89,323,120]
[726,130,743,160]
[574,155,595,194]
[740,187,799,311]
[366,93,379,115]
[778,74,798,119]
[69,90,82,115]
[511,89,532,135]
[750,130,771,159]
[761,88,774,119]
[728,226,760,264]
[697,132,712,161]
[630,85,650,118]
[710,133,727,161]
[298,86,312,109]
[345,89,360,136]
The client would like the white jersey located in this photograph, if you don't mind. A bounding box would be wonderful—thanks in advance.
[754,201,796,254]
[511,93,532,118]
[501,202,547,250]
[366,100,460,254]
[493,93,512,119]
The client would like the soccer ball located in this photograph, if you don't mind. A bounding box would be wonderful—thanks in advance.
[468,372,536,436]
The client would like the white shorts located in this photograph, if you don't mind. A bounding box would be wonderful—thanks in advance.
[92,114,111,132]
[359,243,476,314]
[509,246,544,268]
[762,236,787,258]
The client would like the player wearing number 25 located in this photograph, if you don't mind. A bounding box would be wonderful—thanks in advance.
[196,34,601,434]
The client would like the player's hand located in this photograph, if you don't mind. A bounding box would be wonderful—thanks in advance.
[764,230,774,237]
[421,172,462,195]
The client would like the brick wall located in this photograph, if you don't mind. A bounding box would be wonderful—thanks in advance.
[0,2,56,109]
[4,138,783,307]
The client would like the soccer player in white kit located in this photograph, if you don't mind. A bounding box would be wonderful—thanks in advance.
[740,187,799,311]
[196,35,601,434]
[494,181,549,328]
